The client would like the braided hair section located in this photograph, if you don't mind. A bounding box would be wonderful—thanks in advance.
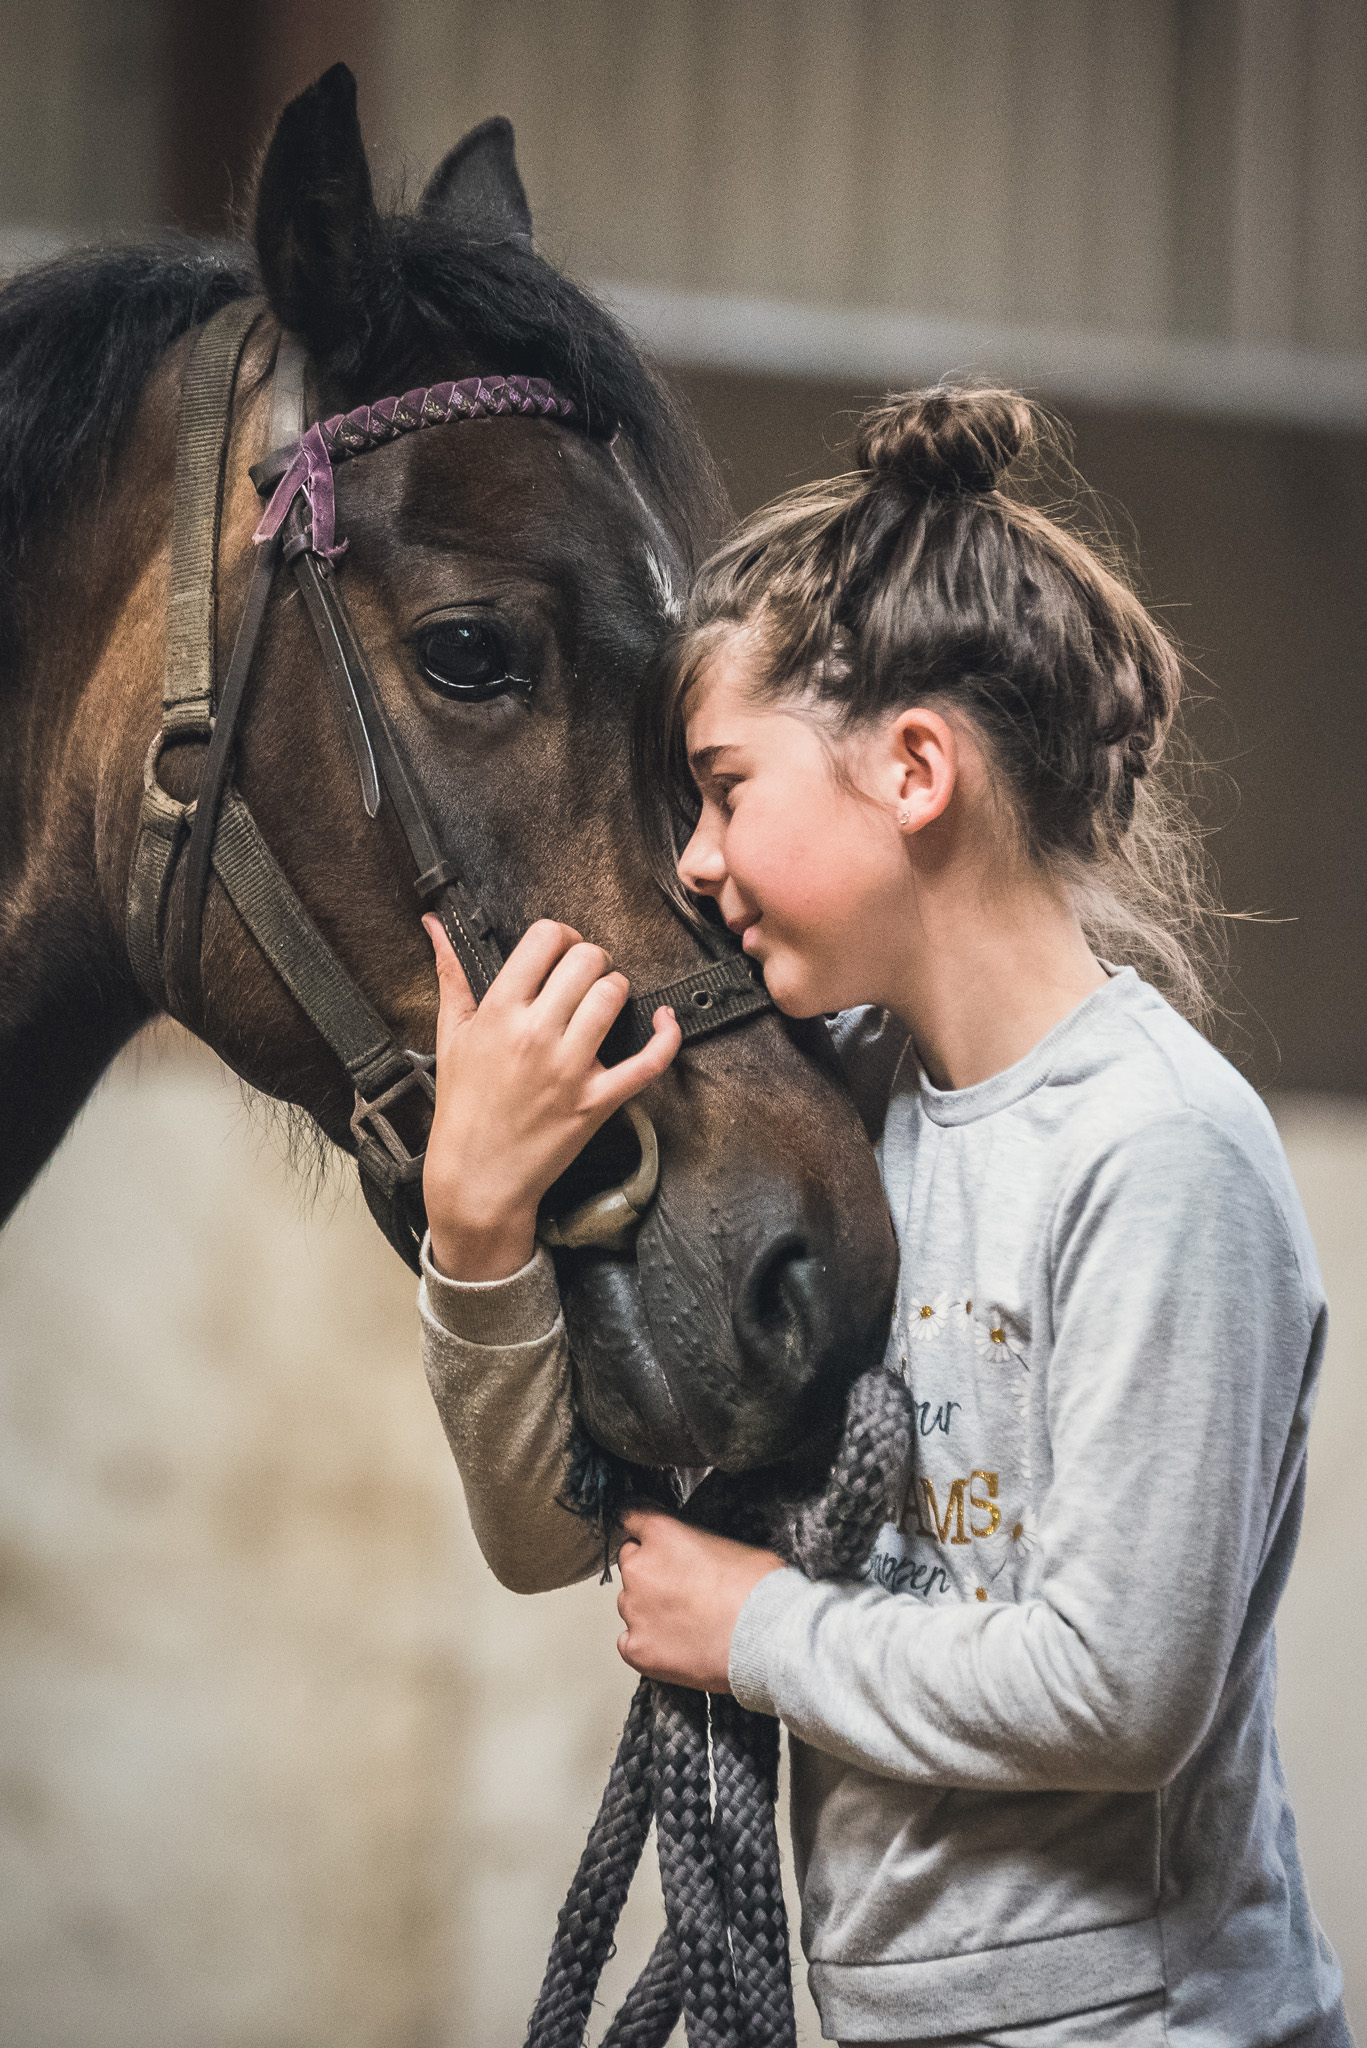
[648,385,1219,1027]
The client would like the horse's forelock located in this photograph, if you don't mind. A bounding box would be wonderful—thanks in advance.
[313,210,727,572]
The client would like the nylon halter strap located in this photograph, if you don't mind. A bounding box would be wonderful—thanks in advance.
[125,298,772,1270]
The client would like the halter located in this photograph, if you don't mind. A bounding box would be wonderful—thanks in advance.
[126,298,772,1269]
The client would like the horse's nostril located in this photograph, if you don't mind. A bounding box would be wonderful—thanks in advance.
[733,1231,823,1378]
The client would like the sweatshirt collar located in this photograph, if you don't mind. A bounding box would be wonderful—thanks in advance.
[913,966,1139,1127]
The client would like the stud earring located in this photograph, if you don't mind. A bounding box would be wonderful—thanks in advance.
[897,805,912,828]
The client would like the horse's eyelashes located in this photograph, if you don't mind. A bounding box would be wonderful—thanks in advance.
[416,619,520,702]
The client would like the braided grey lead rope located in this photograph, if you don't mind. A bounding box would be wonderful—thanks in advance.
[709,1694,790,2048]
[653,1684,743,2042]
[524,1361,914,2048]
[600,1926,679,2048]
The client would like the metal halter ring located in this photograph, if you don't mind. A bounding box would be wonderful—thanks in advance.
[350,1056,662,1254]
[141,721,213,824]
[537,1100,661,1254]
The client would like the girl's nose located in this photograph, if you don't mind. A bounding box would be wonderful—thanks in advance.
[678,820,725,897]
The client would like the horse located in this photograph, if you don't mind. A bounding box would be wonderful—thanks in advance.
[0,64,897,1491]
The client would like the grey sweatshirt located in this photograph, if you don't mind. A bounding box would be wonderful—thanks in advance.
[419,969,1347,2045]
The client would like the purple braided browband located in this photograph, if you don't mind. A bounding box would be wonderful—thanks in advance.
[254,374,579,562]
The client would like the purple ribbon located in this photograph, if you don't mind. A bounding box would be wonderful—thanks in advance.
[252,374,578,562]
[254,422,343,559]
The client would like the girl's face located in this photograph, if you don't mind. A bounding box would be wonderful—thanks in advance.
[678,636,920,1016]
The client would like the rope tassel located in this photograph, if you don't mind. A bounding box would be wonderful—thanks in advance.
[600,1926,681,2048]
[527,1363,914,2048]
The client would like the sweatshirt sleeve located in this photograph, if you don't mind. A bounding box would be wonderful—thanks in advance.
[418,1237,603,1594]
[728,1110,1321,1793]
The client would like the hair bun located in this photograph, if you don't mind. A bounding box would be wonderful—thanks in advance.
[855,386,1035,495]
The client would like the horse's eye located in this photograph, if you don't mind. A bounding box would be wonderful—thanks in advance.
[417,620,516,700]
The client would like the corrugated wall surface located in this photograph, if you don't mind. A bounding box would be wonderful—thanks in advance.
[377,0,1367,355]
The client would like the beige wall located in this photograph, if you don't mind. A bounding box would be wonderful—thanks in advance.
[375,0,1367,356]
[0,0,164,237]
[0,1035,1363,2045]
[0,1033,658,2048]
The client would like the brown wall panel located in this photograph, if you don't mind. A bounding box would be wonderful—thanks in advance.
[161,0,379,234]
[672,367,1367,1093]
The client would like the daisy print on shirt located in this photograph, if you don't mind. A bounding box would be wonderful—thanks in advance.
[906,1289,951,1342]
[971,1303,1028,1371]
[902,1288,1028,1372]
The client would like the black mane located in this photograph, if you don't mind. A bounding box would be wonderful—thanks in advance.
[0,220,723,663]
[0,239,254,660]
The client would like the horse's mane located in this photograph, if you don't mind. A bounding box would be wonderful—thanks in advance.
[0,240,255,663]
[0,220,724,667]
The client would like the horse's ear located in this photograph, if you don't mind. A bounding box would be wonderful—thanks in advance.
[254,64,378,357]
[419,116,533,246]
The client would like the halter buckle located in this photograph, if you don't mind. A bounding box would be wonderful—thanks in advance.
[349,1050,437,1185]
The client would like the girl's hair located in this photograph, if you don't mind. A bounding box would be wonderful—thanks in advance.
[641,385,1222,1024]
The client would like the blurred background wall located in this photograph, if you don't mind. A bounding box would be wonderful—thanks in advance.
[1,3,1364,2043]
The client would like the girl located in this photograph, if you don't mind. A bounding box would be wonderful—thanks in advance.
[416,389,1350,2047]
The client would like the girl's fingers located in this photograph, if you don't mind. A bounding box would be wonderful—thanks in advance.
[487,919,585,1006]
[534,939,617,1029]
[587,1007,682,1115]
[560,966,631,1064]
[422,915,477,1031]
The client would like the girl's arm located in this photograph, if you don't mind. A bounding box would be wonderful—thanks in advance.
[420,1239,600,1593]
[418,917,679,1593]
[420,985,905,1597]
[621,1111,1322,1793]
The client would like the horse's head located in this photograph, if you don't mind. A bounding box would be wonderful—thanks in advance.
[156,67,896,1476]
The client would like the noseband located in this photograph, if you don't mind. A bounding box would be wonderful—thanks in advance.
[126,298,771,1269]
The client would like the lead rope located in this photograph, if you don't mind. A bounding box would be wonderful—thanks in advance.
[525,1362,914,2048]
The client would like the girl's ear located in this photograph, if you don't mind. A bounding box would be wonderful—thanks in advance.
[891,708,959,834]
[254,64,378,362]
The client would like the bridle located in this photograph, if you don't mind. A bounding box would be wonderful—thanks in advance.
[126,297,771,1270]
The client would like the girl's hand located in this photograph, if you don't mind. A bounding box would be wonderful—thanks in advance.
[615,1509,785,1692]
[421,916,682,1281]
